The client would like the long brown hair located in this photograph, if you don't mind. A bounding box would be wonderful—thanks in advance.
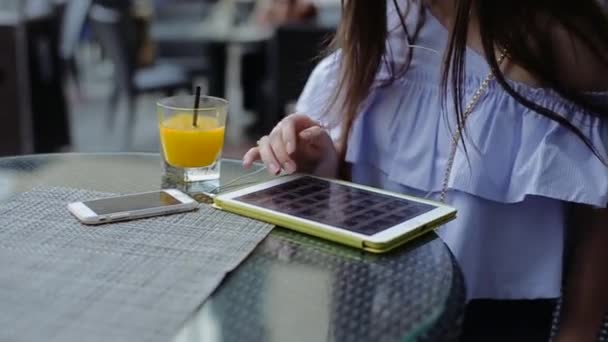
[329,0,608,176]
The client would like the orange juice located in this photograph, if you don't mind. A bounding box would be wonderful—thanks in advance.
[160,113,225,168]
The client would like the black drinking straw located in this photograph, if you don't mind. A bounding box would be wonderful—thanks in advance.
[193,86,201,127]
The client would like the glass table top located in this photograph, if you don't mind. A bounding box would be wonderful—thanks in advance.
[0,153,465,342]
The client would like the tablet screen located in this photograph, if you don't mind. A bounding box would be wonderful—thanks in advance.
[234,176,436,236]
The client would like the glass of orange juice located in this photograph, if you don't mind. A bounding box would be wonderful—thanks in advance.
[157,95,228,191]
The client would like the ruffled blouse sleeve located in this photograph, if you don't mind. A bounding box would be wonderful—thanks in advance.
[295,53,342,141]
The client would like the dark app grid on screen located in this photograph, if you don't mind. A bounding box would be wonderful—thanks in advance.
[235,177,435,236]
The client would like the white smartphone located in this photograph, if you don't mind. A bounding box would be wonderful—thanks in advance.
[67,189,199,225]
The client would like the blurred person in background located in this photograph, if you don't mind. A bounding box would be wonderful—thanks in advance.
[256,0,317,26]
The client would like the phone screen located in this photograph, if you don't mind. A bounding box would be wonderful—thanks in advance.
[84,192,181,215]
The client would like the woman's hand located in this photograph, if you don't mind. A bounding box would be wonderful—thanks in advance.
[243,114,338,178]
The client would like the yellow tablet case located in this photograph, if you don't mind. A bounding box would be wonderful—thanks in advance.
[213,196,456,254]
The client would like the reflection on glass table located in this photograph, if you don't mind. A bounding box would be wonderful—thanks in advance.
[175,227,464,342]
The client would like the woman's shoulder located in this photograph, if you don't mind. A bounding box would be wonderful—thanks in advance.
[344,67,608,208]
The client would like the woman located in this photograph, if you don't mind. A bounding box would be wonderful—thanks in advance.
[243,0,608,340]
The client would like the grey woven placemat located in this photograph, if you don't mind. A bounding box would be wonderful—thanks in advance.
[0,186,273,342]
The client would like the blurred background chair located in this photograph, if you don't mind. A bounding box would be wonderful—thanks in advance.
[0,0,72,156]
[89,2,192,147]
[151,0,213,81]
[28,5,72,153]
[244,15,336,136]
[265,22,334,129]
[238,0,340,137]
[0,13,33,156]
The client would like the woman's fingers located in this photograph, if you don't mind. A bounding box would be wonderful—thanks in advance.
[256,136,282,175]
[281,114,321,154]
[280,116,298,154]
[269,126,297,174]
[298,125,332,150]
[242,147,261,169]
[243,114,327,174]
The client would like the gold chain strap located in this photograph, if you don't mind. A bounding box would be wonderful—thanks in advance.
[439,50,508,203]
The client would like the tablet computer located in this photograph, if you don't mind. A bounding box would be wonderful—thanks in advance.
[213,175,456,253]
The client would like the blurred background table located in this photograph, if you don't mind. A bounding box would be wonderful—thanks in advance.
[0,153,466,342]
[0,0,342,157]
[0,3,71,156]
